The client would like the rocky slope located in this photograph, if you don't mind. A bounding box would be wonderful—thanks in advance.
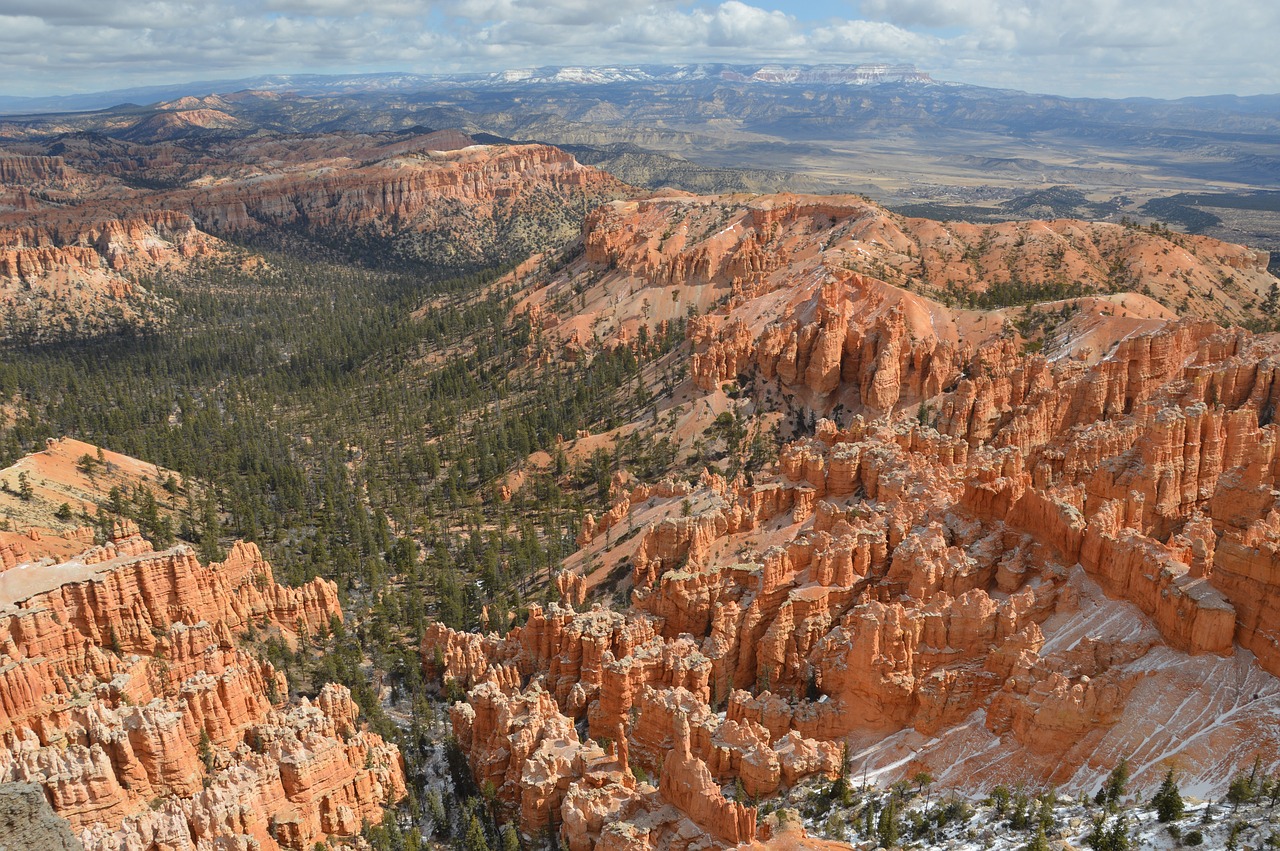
[0,782,82,850]
[0,131,627,342]
[427,192,1280,849]
[172,137,627,268]
[0,444,406,850]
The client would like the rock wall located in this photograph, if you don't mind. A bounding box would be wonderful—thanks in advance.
[442,191,1280,845]
[0,132,627,341]
[0,533,405,851]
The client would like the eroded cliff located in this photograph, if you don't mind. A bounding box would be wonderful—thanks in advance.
[435,192,1280,849]
[0,503,405,850]
[0,132,628,341]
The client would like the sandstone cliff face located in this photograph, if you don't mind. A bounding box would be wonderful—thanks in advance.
[439,192,1280,847]
[521,193,1273,420]
[181,143,616,234]
[0,209,212,341]
[0,527,405,851]
[0,132,627,341]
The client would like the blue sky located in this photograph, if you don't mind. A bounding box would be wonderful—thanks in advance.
[0,0,1275,100]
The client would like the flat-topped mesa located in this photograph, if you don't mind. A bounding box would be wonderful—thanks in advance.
[184,143,621,234]
[0,533,404,851]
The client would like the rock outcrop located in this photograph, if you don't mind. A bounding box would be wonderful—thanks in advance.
[523,193,1274,408]
[438,192,1280,847]
[0,782,82,851]
[0,520,405,851]
[0,131,627,341]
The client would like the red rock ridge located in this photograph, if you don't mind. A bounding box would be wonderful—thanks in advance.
[521,193,1273,411]
[179,143,620,233]
[0,529,405,850]
[0,133,628,340]
[0,209,218,340]
[440,193,1280,845]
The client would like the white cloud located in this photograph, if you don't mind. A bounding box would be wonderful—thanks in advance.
[0,0,1274,98]
[856,0,1280,96]
[704,2,797,47]
[810,19,936,57]
[859,0,996,30]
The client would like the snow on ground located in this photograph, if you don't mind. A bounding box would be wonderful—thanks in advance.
[826,568,1280,802]
[777,772,1280,850]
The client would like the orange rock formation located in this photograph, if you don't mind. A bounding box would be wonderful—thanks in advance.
[0,520,405,850]
[0,132,626,340]
[437,192,1280,847]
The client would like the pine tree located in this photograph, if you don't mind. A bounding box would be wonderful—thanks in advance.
[1037,787,1057,830]
[464,814,490,851]
[1109,816,1131,851]
[1024,822,1049,851]
[1086,813,1108,850]
[990,784,1010,816]
[1228,763,1259,812]
[198,490,224,564]
[1096,757,1130,810]
[1153,769,1184,822]
[876,798,899,849]
[425,790,448,838]
[198,727,214,773]
[1227,820,1244,851]
[1087,814,1131,851]
[1227,775,1252,811]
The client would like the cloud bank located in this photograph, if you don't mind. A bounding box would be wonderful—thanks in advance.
[0,0,1274,99]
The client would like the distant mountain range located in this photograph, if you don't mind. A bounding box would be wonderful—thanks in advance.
[2,63,1277,257]
[0,64,937,115]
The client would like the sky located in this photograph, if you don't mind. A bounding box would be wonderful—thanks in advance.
[0,0,1276,100]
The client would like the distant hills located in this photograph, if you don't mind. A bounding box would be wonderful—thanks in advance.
[2,64,936,115]
[2,63,1277,258]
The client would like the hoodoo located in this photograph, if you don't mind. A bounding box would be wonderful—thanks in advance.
[0,451,406,850]
[428,192,1280,847]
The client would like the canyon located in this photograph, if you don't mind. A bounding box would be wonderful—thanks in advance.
[1,125,1280,849]
[426,191,1280,847]
[0,129,626,341]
